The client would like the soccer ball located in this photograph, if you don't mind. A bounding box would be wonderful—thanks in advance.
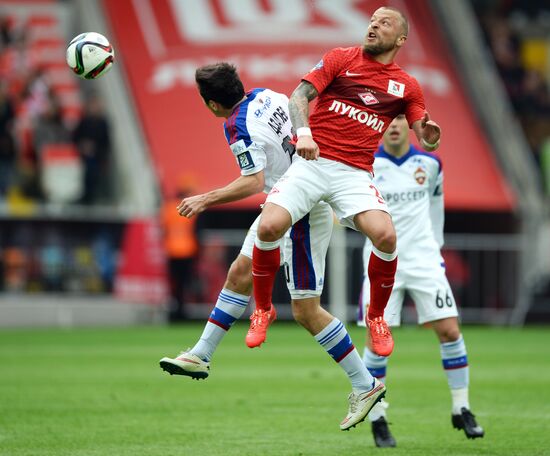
[66,32,115,79]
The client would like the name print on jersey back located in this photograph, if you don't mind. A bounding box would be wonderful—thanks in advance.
[224,88,295,193]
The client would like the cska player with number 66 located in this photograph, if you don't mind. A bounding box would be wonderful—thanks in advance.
[358,114,484,447]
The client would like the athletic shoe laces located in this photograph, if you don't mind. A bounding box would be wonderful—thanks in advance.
[370,317,391,337]
[249,309,269,330]
[348,392,360,413]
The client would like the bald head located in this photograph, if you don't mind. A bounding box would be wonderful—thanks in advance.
[376,7,409,36]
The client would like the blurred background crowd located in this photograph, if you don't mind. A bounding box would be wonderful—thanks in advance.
[0,14,112,206]
[473,0,550,196]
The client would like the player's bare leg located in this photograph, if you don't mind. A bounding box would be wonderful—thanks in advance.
[292,297,385,430]
[246,203,292,348]
[433,317,484,439]
[160,254,253,378]
[355,210,397,356]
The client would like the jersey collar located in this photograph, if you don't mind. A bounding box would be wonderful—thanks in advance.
[376,144,416,166]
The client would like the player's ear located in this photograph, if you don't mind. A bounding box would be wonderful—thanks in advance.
[208,100,218,111]
[396,34,407,47]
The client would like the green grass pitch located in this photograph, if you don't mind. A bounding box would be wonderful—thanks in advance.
[1,322,549,455]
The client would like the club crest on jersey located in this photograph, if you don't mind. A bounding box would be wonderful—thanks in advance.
[387,80,405,98]
[414,166,427,185]
[359,92,379,106]
[237,151,255,170]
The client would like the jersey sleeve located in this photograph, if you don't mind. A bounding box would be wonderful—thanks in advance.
[302,47,348,94]
[225,121,267,177]
[404,76,426,127]
[429,162,445,248]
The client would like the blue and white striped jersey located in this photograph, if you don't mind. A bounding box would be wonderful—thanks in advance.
[223,88,294,193]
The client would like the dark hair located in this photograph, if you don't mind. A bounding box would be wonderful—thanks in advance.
[195,62,245,109]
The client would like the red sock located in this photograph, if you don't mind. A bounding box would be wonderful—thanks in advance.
[252,244,280,311]
[367,251,397,320]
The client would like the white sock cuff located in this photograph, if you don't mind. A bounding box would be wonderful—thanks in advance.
[372,246,397,262]
[451,387,470,414]
[314,318,342,343]
[440,334,467,358]
[254,238,281,251]
[363,347,388,368]
[219,288,250,303]
[368,400,389,422]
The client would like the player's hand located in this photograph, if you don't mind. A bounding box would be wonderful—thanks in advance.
[177,194,207,218]
[421,111,441,144]
[296,135,319,160]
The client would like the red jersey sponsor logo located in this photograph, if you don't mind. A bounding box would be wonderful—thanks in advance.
[328,100,385,132]
[359,92,379,106]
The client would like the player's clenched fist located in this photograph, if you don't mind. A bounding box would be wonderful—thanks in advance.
[296,135,319,160]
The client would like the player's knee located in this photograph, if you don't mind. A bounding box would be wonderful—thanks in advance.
[372,229,397,253]
[291,303,308,327]
[258,219,285,242]
[225,257,253,293]
[438,327,461,343]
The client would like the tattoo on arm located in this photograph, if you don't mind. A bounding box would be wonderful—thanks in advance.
[289,81,318,130]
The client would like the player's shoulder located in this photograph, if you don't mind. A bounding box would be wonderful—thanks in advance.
[409,145,442,173]
[251,87,286,101]
[225,87,290,146]
[224,89,266,146]
[387,63,421,89]
[374,145,442,172]
[325,46,362,60]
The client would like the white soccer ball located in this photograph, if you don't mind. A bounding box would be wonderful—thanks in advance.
[66,32,115,80]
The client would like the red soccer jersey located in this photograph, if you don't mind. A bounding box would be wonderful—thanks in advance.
[302,46,426,171]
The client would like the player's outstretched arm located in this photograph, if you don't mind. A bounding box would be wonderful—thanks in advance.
[289,81,320,160]
[412,111,441,151]
[177,171,265,218]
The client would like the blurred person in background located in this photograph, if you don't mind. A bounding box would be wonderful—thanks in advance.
[160,177,199,322]
[33,93,69,155]
[0,16,13,51]
[357,115,484,447]
[32,92,70,200]
[158,63,382,431]
[0,81,15,198]
[72,92,112,204]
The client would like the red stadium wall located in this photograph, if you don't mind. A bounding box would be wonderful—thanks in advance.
[102,0,515,211]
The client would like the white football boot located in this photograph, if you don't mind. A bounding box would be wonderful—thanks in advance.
[159,351,210,380]
[340,378,386,431]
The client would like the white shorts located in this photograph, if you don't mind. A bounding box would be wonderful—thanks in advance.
[357,262,459,327]
[266,156,389,231]
[240,202,333,299]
